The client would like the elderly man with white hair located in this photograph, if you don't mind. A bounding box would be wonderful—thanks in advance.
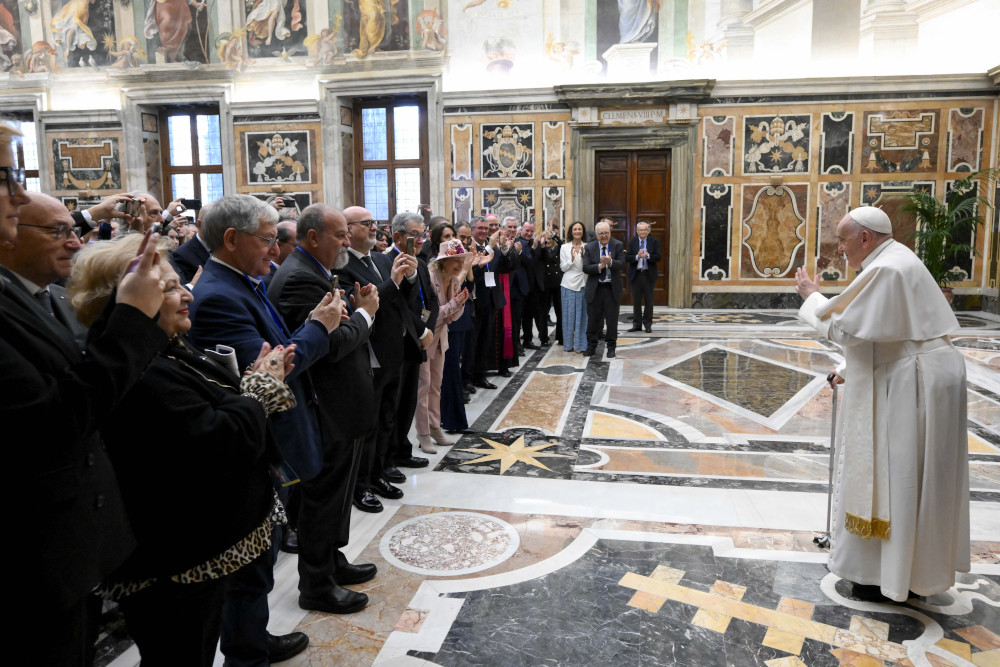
[795,205,969,603]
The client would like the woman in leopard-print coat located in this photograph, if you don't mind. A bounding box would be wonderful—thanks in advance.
[69,235,295,667]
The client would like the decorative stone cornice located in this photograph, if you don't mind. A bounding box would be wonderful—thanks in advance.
[553,80,715,107]
[709,73,994,99]
[989,65,1000,87]
[742,0,810,28]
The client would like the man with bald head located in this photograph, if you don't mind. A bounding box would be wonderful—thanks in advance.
[270,203,383,614]
[275,220,298,265]
[796,206,969,603]
[0,192,87,344]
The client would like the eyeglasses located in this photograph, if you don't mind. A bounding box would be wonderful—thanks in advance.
[348,219,377,229]
[18,222,76,240]
[236,228,278,247]
[403,229,428,239]
[0,166,26,193]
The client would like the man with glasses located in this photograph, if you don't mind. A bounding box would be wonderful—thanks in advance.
[188,194,344,666]
[338,207,419,513]
[0,192,87,345]
[583,220,625,358]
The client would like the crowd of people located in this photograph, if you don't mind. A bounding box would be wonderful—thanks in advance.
[1,119,668,666]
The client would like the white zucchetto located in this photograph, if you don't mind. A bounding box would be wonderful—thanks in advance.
[848,206,893,234]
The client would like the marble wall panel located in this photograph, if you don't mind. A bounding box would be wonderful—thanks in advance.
[942,179,978,281]
[483,187,534,223]
[542,121,565,179]
[820,112,853,175]
[816,182,850,280]
[341,131,354,207]
[451,123,473,181]
[703,116,735,177]
[234,121,322,190]
[452,186,473,225]
[947,107,985,172]
[143,136,163,204]
[742,114,810,175]
[700,184,732,280]
[481,123,534,180]
[860,180,936,248]
[542,186,564,229]
[862,109,938,174]
[48,130,123,194]
[739,184,808,279]
[989,182,1000,291]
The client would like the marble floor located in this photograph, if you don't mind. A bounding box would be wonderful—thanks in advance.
[102,309,1000,667]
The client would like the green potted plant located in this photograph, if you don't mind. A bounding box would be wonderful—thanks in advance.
[901,167,998,303]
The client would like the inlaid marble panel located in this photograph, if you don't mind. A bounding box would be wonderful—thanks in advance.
[860,180,935,247]
[542,121,565,179]
[742,114,810,175]
[820,112,853,175]
[816,182,850,281]
[482,187,534,223]
[947,107,985,172]
[48,131,123,194]
[942,178,979,281]
[452,186,473,224]
[703,116,735,177]
[379,512,520,576]
[740,184,808,279]
[450,123,473,180]
[340,131,354,206]
[542,185,564,229]
[701,184,733,280]
[234,121,321,190]
[481,123,534,179]
[862,109,939,174]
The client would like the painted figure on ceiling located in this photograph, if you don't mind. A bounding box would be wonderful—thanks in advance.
[618,0,661,44]
[416,9,445,51]
[144,0,208,63]
[216,30,254,72]
[105,34,145,69]
[26,40,59,72]
[304,26,338,68]
[352,0,400,58]
[246,0,302,47]
[50,0,98,64]
[0,2,20,72]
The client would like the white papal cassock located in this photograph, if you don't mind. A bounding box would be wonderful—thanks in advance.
[799,238,970,602]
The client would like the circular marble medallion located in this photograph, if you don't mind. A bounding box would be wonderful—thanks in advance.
[379,512,520,576]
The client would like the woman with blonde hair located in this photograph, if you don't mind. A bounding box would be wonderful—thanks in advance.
[70,234,297,666]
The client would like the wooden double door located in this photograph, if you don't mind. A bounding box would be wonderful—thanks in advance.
[594,150,671,305]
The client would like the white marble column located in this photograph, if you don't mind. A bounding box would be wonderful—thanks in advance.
[717,0,754,61]
[859,0,918,60]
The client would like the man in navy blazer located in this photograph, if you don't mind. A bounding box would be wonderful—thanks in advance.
[187,194,342,666]
[168,218,210,284]
[582,220,626,358]
[624,221,661,333]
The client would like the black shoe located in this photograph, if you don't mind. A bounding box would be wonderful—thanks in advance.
[498,369,512,377]
[371,477,403,499]
[628,325,642,332]
[607,347,616,358]
[473,379,497,389]
[465,383,477,394]
[850,582,892,603]
[583,348,596,356]
[463,393,471,404]
[446,428,475,434]
[299,585,369,615]
[334,561,377,586]
[540,339,550,347]
[279,527,299,554]
[383,466,405,484]
[267,632,309,662]
[523,341,539,350]
[352,488,383,513]
[396,455,429,468]
[645,325,652,333]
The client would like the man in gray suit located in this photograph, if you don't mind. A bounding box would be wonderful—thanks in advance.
[0,192,87,345]
[582,220,625,358]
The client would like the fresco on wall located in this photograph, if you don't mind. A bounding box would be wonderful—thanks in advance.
[106,36,146,69]
[217,29,254,72]
[304,17,341,68]
[343,0,409,59]
[49,132,122,193]
[0,0,22,72]
[740,184,806,279]
[144,0,210,64]
[596,0,661,75]
[49,0,115,68]
[243,0,308,60]
[416,8,445,51]
[481,123,533,179]
[742,115,810,175]
[448,0,543,78]
[862,110,938,174]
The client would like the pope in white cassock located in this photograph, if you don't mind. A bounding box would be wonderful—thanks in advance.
[795,206,970,603]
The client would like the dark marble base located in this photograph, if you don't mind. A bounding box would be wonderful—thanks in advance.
[410,538,1000,667]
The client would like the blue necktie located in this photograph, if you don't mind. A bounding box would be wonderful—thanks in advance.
[600,245,608,281]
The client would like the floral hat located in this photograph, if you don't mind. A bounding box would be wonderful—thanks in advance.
[430,238,474,271]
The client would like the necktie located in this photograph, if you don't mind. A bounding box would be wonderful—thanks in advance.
[362,254,382,281]
[639,240,646,270]
[600,245,608,281]
[251,281,289,338]
[34,289,55,318]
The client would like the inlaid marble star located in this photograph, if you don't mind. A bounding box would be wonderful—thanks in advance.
[768,147,784,164]
[458,435,570,474]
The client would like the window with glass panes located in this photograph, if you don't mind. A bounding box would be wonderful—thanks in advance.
[159,108,223,204]
[353,98,429,222]
[8,117,41,192]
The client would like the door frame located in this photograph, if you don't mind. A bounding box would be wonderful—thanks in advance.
[571,123,697,308]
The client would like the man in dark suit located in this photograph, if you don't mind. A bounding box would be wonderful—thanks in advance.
[583,220,626,358]
[169,208,211,285]
[625,221,661,333]
[187,194,342,666]
[467,215,507,389]
[0,129,169,666]
[386,211,439,471]
[334,206,416,513]
[510,218,541,352]
[269,204,383,615]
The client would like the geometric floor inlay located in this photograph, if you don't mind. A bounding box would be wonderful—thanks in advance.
[379,512,520,576]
